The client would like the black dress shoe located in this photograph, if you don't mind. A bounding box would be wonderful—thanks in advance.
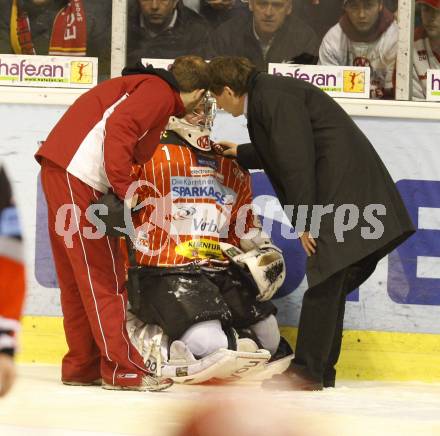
[323,377,335,388]
[262,364,323,391]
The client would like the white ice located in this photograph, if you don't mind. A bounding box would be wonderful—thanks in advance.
[1,365,440,436]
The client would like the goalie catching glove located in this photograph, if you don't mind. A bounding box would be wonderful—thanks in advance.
[220,241,286,302]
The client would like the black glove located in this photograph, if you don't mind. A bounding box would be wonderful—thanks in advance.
[89,192,127,237]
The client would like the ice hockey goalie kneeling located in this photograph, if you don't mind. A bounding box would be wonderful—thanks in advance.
[124,99,292,384]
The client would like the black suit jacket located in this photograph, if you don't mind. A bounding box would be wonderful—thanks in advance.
[237,72,415,287]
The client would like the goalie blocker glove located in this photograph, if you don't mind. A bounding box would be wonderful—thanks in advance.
[220,242,286,302]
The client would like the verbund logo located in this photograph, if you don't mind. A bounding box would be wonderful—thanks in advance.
[0,54,98,89]
[268,63,370,99]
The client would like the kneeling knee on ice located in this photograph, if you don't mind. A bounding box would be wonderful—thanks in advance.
[180,320,229,358]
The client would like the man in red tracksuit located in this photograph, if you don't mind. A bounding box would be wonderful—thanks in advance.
[35,56,210,391]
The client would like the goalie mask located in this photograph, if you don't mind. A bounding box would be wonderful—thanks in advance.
[167,92,217,151]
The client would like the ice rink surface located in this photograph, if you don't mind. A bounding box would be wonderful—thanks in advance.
[1,365,440,436]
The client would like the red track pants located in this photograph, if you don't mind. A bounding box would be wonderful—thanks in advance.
[41,160,147,387]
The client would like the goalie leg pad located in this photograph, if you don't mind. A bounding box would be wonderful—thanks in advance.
[249,314,281,355]
[180,320,229,359]
[128,266,232,340]
[202,267,277,329]
[162,340,271,384]
[244,337,295,381]
[127,314,273,384]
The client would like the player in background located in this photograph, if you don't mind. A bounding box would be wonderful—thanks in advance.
[0,164,26,397]
[124,96,291,383]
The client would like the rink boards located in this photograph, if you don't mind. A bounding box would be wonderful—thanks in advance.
[16,316,440,381]
[1,104,440,381]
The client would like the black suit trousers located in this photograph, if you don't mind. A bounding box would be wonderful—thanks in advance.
[294,253,379,387]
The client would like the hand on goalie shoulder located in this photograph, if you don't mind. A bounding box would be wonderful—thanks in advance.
[215,141,238,158]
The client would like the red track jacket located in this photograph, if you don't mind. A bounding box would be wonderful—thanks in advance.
[35,74,185,199]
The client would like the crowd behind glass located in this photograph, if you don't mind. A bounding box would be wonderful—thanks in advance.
[0,0,439,100]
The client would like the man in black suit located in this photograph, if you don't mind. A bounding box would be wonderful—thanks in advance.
[207,56,415,390]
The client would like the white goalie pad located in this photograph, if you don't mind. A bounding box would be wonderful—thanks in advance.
[163,339,271,384]
[126,312,169,376]
[126,313,271,384]
[244,353,295,382]
[220,242,286,302]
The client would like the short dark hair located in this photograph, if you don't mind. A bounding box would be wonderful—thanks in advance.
[208,56,256,96]
[170,56,211,92]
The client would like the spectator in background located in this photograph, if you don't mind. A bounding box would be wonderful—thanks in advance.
[319,0,398,99]
[127,0,210,65]
[199,0,248,28]
[385,0,398,17]
[0,164,26,397]
[0,0,111,79]
[206,0,319,71]
[412,0,440,100]
[292,0,397,39]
